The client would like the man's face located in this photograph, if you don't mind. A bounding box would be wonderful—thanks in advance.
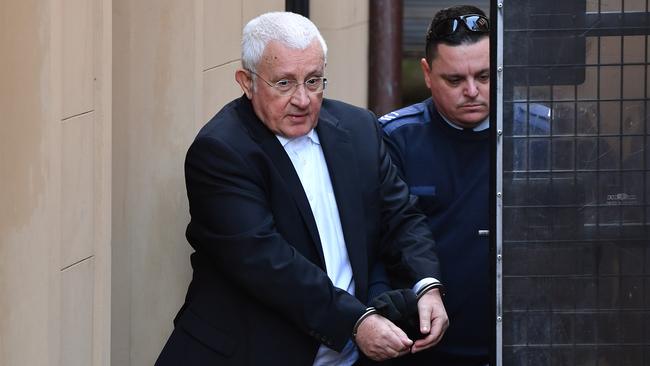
[238,40,325,138]
[421,37,490,128]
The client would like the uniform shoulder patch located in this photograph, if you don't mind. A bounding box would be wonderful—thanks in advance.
[379,100,431,135]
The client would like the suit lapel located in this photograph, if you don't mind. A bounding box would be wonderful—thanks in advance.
[236,96,369,298]
[236,97,326,266]
[316,110,369,301]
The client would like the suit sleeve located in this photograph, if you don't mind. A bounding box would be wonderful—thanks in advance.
[372,119,442,288]
[367,124,413,298]
[184,135,365,351]
[381,128,408,180]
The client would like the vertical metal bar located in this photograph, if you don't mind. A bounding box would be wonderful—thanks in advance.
[368,0,403,116]
[611,0,628,352]
[642,7,648,365]
[595,3,603,364]
[618,1,625,238]
[595,2,602,240]
[572,34,581,366]
[495,1,505,365]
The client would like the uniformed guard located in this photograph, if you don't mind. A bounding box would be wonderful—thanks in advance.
[375,5,491,366]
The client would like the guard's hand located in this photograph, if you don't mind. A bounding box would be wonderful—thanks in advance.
[355,314,413,361]
[411,288,449,353]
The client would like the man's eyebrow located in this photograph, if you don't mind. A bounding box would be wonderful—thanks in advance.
[272,68,324,80]
[440,69,489,78]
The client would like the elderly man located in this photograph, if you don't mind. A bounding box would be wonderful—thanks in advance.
[155,11,448,366]
[379,5,490,366]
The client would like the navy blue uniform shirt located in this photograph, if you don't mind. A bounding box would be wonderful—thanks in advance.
[379,98,489,363]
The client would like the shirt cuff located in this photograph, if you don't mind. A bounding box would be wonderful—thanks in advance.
[413,277,442,296]
[351,307,378,341]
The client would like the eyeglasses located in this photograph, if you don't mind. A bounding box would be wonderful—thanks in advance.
[431,14,489,38]
[248,70,327,96]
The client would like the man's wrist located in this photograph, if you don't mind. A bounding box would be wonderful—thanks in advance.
[352,307,378,340]
[415,281,444,300]
[412,277,440,293]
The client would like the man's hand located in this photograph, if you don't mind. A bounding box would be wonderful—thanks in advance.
[411,288,448,353]
[369,289,421,340]
[355,314,414,361]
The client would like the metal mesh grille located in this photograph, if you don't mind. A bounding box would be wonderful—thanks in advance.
[501,0,650,364]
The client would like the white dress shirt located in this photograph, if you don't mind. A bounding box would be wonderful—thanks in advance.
[277,130,358,366]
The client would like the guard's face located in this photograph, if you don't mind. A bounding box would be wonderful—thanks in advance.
[422,37,490,128]
[237,40,325,138]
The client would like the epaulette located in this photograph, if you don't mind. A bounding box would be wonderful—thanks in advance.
[379,99,432,135]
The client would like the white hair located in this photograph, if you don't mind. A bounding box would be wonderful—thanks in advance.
[241,12,328,73]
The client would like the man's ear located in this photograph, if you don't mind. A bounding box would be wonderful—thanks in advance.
[235,69,253,99]
[420,58,432,90]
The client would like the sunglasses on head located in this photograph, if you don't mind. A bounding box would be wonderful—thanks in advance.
[431,14,490,38]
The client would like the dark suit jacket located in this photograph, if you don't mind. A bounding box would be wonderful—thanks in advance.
[156,96,441,366]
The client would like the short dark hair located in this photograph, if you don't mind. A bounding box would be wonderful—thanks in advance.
[425,5,488,65]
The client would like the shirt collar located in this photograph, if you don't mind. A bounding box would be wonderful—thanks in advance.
[276,129,320,147]
[441,114,490,132]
